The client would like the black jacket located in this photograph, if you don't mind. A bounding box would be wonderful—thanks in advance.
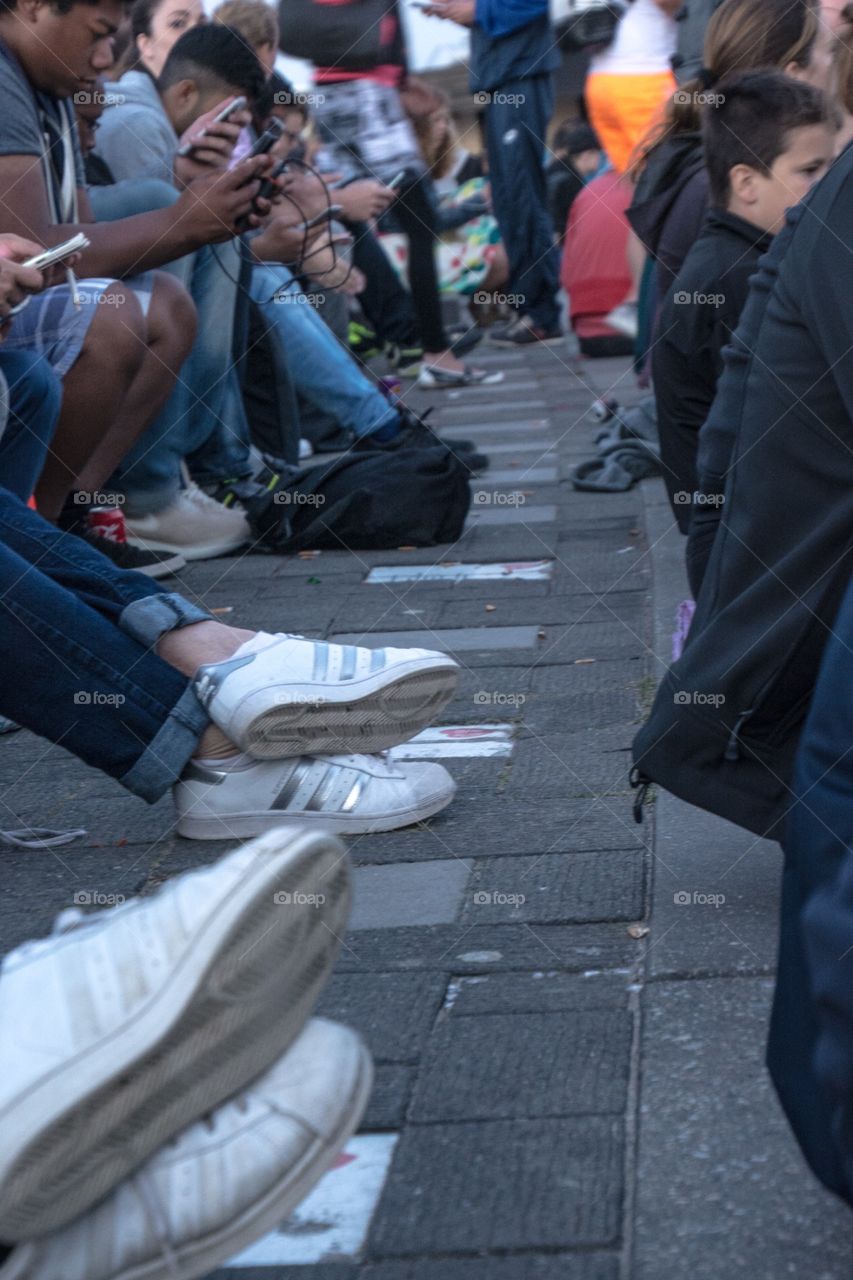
[632,143,853,839]
[653,207,773,528]
[628,132,708,299]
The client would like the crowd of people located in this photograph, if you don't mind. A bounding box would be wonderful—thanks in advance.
[4,0,853,1270]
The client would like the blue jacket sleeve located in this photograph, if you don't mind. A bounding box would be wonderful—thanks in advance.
[475,0,549,38]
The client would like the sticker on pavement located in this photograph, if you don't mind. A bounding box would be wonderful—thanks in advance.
[389,725,515,759]
[223,1132,398,1268]
[365,560,553,585]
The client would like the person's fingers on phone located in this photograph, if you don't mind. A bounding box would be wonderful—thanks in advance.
[0,234,45,262]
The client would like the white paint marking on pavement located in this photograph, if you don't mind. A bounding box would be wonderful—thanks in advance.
[365,560,553,584]
[224,1133,398,1268]
[389,725,515,759]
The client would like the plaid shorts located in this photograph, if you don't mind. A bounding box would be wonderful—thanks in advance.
[2,274,154,378]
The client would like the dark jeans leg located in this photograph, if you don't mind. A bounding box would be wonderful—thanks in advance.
[0,351,62,501]
[486,74,560,331]
[392,176,447,352]
[350,222,420,348]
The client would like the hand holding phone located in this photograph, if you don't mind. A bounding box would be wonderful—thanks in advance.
[22,232,90,271]
[176,96,247,158]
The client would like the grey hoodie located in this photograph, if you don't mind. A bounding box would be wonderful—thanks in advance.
[95,70,179,187]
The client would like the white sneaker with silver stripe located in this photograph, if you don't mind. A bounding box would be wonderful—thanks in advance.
[193,632,459,759]
[174,752,456,840]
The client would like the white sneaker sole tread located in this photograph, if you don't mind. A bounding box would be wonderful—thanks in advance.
[0,830,350,1239]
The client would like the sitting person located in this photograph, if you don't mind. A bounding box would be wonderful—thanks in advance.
[560,170,634,357]
[0,0,278,568]
[0,239,460,837]
[545,120,603,242]
[653,70,834,534]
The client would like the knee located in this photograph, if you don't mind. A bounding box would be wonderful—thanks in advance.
[84,282,146,380]
[147,271,197,364]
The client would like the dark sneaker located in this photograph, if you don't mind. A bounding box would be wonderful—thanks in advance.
[348,320,382,359]
[489,316,563,346]
[78,529,186,579]
[387,343,424,377]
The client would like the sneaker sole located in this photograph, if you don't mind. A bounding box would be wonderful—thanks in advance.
[126,534,250,561]
[176,780,456,840]
[0,829,351,1240]
[234,664,459,759]
[134,552,187,579]
[96,1040,373,1280]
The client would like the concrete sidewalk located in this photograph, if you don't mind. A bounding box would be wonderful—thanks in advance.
[0,343,850,1278]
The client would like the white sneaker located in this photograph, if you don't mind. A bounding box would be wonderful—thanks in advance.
[0,829,351,1240]
[604,301,639,340]
[193,631,459,759]
[298,437,314,460]
[125,482,251,561]
[0,1019,372,1280]
[174,751,456,839]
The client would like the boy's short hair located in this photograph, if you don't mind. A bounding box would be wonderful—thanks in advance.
[159,23,267,102]
[703,70,833,206]
[552,120,599,158]
[212,0,278,48]
[256,70,307,120]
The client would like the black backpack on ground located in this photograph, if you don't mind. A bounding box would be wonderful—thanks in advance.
[238,447,471,553]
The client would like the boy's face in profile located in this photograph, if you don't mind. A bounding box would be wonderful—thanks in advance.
[736,123,835,234]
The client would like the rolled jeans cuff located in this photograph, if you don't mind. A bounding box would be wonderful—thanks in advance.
[119,593,213,649]
[120,682,210,802]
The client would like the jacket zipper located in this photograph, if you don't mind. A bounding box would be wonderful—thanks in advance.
[724,709,754,762]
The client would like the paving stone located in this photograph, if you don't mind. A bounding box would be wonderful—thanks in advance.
[333,922,638,974]
[362,1065,415,1130]
[485,467,559,484]
[315,972,446,1061]
[506,734,634,800]
[350,861,474,929]
[530,658,647,697]
[410,1010,632,1120]
[446,970,631,1016]
[331,626,541,651]
[465,504,558,527]
[636,977,853,1280]
[347,796,645,865]
[463,850,645,924]
[212,1268,357,1280]
[361,1257,619,1280]
[369,1117,624,1254]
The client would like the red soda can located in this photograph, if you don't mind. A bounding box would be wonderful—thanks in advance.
[87,506,126,544]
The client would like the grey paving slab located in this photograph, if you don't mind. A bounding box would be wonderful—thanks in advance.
[484,467,559,484]
[635,977,853,1280]
[361,1065,415,1130]
[315,973,446,1062]
[333,922,639,974]
[465,503,558,526]
[441,418,552,434]
[369,1117,624,1254]
[648,792,782,977]
[447,970,632,1016]
[506,734,634,801]
[331,626,541,651]
[479,440,559,453]
[212,1267,356,1280]
[463,850,645,925]
[350,861,474,930]
[348,796,645,866]
[410,1010,632,1121]
[361,1257,619,1280]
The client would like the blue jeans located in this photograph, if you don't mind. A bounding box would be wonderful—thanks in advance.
[0,345,210,799]
[0,494,210,799]
[93,178,252,513]
[249,266,399,439]
[0,351,62,500]
[486,74,560,331]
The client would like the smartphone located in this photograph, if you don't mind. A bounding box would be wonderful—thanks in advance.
[22,233,90,271]
[176,96,248,157]
[296,204,344,232]
[247,118,285,159]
